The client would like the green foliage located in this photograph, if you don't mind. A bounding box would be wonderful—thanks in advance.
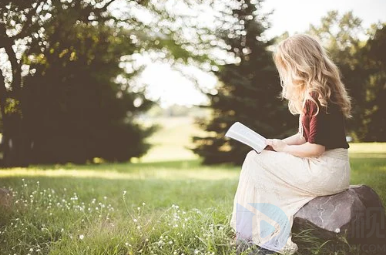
[193,0,296,165]
[1,0,209,165]
[308,11,366,138]
[21,8,155,163]
[361,24,386,141]
[308,12,386,142]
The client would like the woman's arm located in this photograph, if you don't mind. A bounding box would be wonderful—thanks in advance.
[283,142,325,157]
[264,133,305,151]
[266,139,325,158]
[282,133,306,145]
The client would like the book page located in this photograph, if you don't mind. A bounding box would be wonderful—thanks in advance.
[225,122,267,153]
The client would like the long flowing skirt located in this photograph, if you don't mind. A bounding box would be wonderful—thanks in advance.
[230,148,350,254]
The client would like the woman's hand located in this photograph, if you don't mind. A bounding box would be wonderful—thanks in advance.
[266,139,288,152]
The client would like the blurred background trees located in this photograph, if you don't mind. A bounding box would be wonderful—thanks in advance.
[0,0,203,166]
[0,0,385,166]
[192,0,296,164]
[22,5,156,164]
[309,11,386,142]
[363,25,386,141]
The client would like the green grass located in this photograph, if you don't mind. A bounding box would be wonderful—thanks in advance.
[1,145,386,255]
[0,160,238,255]
[0,117,385,255]
[139,117,203,162]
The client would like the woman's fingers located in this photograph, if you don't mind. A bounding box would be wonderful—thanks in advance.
[266,139,284,151]
[266,139,279,146]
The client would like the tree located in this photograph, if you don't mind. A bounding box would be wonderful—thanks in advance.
[308,11,370,141]
[0,0,49,166]
[0,0,207,166]
[192,0,296,165]
[308,12,386,141]
[0,0,130,166]
[22,12,156,163]
[361,24,386,141]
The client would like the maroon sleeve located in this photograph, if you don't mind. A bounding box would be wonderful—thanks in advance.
[306,100,327,147]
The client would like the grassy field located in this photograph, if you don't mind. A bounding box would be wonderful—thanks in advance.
[0,117,386,255]
[139,117,202,162]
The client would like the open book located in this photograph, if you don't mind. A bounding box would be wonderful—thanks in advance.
[225,122,267,153]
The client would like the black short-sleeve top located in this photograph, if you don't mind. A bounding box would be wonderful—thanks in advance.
[300,97,349,150]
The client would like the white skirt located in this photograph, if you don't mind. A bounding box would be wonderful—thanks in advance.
[230,148,350,254]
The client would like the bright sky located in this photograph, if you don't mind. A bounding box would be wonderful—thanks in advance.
[139,0,386,107]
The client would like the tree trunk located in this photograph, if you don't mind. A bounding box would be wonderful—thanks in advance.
[0,44,28,168]
[0,69,7,167]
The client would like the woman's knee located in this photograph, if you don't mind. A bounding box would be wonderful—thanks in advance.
[244,150,259,163]
[240,150,262,180]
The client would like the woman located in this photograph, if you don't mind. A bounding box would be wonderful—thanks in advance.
[230,34,352,254]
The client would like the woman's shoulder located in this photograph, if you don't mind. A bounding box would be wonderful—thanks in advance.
[304,92,341,116]
[303,92,320,115]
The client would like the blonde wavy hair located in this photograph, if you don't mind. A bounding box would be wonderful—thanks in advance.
[273,34,351,118]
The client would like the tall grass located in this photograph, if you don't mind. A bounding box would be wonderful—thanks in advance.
[0,177,237,255]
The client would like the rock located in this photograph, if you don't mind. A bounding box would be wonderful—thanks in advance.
[0,188,13,208]
[293,185,386,254]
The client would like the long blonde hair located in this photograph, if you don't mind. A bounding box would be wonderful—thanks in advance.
[273,34,351,118]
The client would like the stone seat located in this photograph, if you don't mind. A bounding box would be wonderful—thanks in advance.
[293,185,386,254]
